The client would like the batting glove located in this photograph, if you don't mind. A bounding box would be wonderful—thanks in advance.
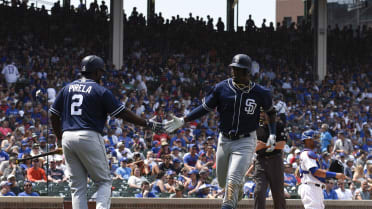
[265,134,276,152]
[146,116,164,133]
[164,115,185,133]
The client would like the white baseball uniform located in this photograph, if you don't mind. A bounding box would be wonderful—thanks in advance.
[2,64,19,86]
[298,148,325,209]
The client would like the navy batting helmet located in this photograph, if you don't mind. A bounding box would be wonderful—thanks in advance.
[229,54,252,70]
[81,55,106,74]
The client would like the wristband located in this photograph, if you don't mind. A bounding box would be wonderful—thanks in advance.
[326,171,336,178]
[268,122,276,135]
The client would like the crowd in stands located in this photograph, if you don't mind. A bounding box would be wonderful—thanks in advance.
[0,0,371,199]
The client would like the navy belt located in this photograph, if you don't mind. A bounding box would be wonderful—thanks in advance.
[304,182,321,187]
[222,132,250,140]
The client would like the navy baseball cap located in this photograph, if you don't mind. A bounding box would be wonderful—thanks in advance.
[367,155,372,160]
[39,137,46,143]
[171,147,180,151]
[173,158,181,164]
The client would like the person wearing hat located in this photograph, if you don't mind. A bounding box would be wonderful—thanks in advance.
[170,130,187,148]
[320,152,331,170]
[0,181,15,196]
[196,184,212,198]
[344,157,354,179]
[298,130,345,209]
[164,170,178,193]
[332,131,353,155]
[362,138,372,154]
[170,184,186,198]
[6,174,20,195]
[38,137,48,153]
[26,158,47,182]
[151,140,161,154]
[156,140,171,159]
[3,156,24,182]
[17,181,39,196]
[114,158,131,180]
[115,141,133,160]
[185,169,200,195]
[30,143,42,157]
[47,159,66,183]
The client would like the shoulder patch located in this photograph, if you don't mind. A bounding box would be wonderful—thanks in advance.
[307,151,318,159]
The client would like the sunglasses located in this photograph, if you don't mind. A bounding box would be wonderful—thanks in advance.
[24,184,32,187]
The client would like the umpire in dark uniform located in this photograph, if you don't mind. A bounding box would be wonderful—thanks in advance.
[254,108,287,209]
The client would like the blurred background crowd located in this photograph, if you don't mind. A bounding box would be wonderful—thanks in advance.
[0,0,371,200]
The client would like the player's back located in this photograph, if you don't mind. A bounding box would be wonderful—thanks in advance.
[51,78,124,134]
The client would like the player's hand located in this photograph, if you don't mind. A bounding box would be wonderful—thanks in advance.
[265,134,276,152]
[164,115,185,133]
[146,116,164,133]
[335,173,346,180]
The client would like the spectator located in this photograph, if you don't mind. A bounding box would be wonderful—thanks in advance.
[135,180,156,198]
[170,184,186,198]
[355,180,371,200]
[353,165,366,184]
[7,174,20,195]
[283,163,297,187]
[183,144,199,171]
[158,154,175,173]
[1,60,19,88]
[320,124,333,153]
[333,131,353,155]
[335,180,353,200]
[344,157,355,180]
[128,166,146,189]
[0,181,15,196]
[323,180,338,200]
[150,171,167,195]
[47,159,66,183]
[17,181,39,196]
[185,169,199,195]
[114,158,132,180]
[26,158,46,182]
[2,157,24,181]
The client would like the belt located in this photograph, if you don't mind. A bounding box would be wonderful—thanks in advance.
[304,182,321,187]
[257,152,282,159]
[222,132,250,140]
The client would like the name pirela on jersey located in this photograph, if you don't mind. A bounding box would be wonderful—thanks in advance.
[50,79,125,134]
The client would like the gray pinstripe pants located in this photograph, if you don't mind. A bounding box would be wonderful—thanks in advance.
[216,131,257,209]
[62,130,112,209]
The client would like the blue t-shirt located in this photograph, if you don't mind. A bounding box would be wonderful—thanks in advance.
[320,132,332,152]
[190,79,272,135]
[50,79,125,134]
[284,173,297,187]
[183,153,199,167]
[115,167,132,180]
[0,151,9,162]
[135,192,156,198]
[2,191,16,196]
[323,189,338,200]
[18,192,39,196]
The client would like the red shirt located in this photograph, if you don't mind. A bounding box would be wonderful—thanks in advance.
[27,167,47,182]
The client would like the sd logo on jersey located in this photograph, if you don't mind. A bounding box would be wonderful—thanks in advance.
[244,99,257,115]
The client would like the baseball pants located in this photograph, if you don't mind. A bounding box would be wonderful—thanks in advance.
[254,153,286,209]
[62,130,112,209]
[298,183,324,209]
[216,131,256,209]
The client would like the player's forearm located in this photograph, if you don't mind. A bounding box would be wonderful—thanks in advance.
[184,105,209,122]
[119,109,147,126]
[266,109,276,135]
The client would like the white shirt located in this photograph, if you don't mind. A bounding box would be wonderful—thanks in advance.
[2,64,19,83]
[299,150,323,185]
[275,100,287,114]
[128,175,146,187]
[47,88,56,103]
[335,188,353,200]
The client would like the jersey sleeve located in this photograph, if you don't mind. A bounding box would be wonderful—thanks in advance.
[49,87,65,117]
[102,89,125,117]
[261,88,273,112]
[202,86,219,112]
[302,151,318,170]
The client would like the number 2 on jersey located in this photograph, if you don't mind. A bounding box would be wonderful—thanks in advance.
[71,94,83,115]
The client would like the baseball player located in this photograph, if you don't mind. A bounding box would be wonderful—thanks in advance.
[298,130,346,209]
[164,54,277,209]
[50,55,163,209]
